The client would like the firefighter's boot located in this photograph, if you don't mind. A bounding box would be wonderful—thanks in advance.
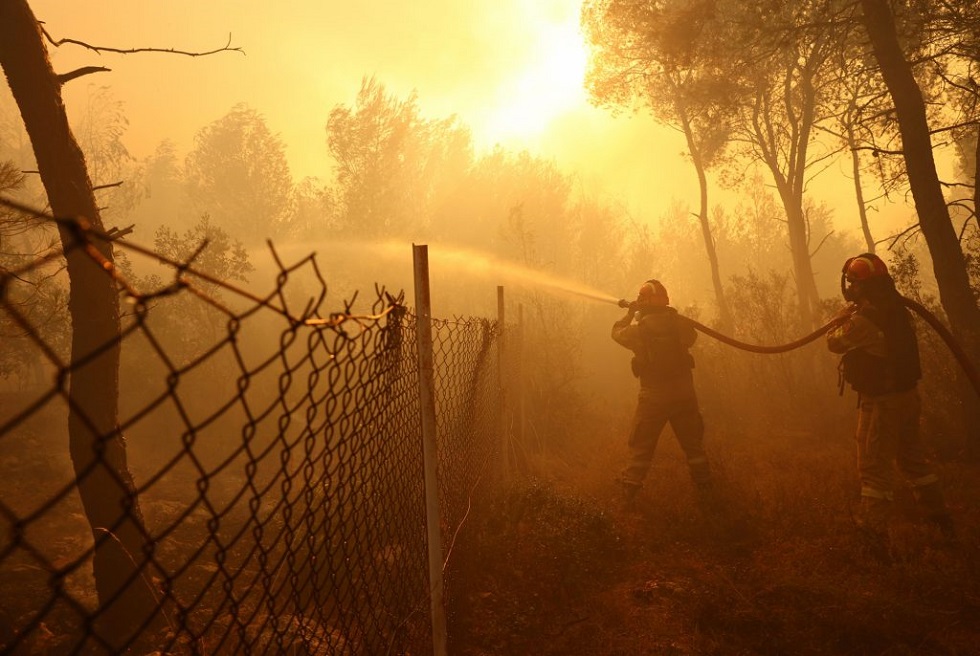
[857,496,891,562]
[617,477,641,511]
[913,482,956,542]
[694,479,722,517]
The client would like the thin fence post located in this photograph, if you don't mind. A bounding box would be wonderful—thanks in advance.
[413,244,448,656]
[517,302,525,450]
[497,285,508,478]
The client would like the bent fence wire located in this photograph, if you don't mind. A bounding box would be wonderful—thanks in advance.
[0,210,504,655]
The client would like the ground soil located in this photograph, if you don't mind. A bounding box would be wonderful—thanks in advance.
[447,424,980,656]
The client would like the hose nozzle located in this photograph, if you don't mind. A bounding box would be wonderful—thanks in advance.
[618,298,631,309]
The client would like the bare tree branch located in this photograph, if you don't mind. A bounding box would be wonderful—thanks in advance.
[57,65,110,85]
[929,121,977,134]
[852,145,905,156]
[105,224,135,241]
[957,213,977,241]
[39,24,244,57]
[809,228,834,258]
[879,222,922,250]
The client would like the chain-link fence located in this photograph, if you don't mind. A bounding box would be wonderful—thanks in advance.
[0,209,505,655]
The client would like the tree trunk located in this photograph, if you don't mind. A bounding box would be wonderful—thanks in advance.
[767,160,819,327]
[785,195,819,325]
[0,0,160,646]
[847,119,875,253]
[750,78,821,328]
[676,98,733,331]
[860,0,980,451]
[974,126,979,227]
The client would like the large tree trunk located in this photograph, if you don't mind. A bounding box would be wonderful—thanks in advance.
[0,0,159,646]
[860,0,980,451]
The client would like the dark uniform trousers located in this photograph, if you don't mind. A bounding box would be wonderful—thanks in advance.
[855,387,945,531]
[620,376,711,490]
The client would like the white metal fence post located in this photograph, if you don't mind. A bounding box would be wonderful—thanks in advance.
[413,244,448,656]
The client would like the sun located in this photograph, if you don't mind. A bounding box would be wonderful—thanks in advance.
[477,15,589,148]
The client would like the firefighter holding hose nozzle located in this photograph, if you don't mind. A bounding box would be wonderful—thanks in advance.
[612,279,714,510]
[827,253,955,550]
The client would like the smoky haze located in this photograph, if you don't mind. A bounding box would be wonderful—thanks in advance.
[26,0,691,214]
[2,0,969,415]
[4,1,980,653]
[2,0,972,409]
[14,0,935,246]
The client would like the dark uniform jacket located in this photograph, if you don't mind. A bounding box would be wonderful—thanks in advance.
[612,307,697,398]
[827,301,921,395]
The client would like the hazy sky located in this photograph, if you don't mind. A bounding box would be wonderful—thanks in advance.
[8,2,955,343]
[30,0,694,218]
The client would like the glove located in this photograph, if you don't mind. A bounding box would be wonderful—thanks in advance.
[618,299,639,312]
[830,304,857,322]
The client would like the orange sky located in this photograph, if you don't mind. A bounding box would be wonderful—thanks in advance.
[25,0,921,236]
[26,0,697,218]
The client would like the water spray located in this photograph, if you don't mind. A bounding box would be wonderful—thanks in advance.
[270,238,979,396]
[425,247,622,306]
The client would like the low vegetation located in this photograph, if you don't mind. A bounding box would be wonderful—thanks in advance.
[450,413,980,655]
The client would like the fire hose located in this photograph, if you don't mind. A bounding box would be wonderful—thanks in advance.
[901,297,980,398]
[616,297,980,397]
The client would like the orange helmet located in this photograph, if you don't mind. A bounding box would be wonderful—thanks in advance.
[843,254,889,282]
[841,253,890,300]
[636,279,669,307]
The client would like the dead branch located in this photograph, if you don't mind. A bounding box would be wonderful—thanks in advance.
[928,119,980,136]
[57,65,110,85]
[93,181,124,192]
[852,145,904,156]
[879,223,921,250]
[809,229,834,258]
[105,224,135,241]
[39,24,243,57]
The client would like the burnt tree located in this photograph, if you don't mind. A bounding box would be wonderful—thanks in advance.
[0,0,159,647]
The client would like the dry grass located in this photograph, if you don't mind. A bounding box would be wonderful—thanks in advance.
[448,409,980,656]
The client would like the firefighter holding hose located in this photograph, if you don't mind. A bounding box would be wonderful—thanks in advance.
[827,253,955,547]
[612,279,713,508]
